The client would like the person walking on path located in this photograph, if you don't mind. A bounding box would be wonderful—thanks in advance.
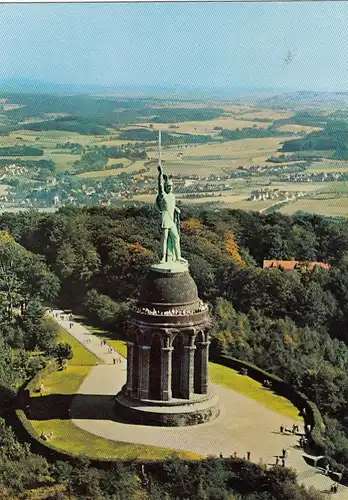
[331,483,338,494]
[247,451,250,460]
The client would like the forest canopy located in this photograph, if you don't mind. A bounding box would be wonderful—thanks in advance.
[2,205,348,496]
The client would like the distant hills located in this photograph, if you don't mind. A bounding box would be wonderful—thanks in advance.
[1,79,348,109]
[0,78,296,100]
[257,90,348,109]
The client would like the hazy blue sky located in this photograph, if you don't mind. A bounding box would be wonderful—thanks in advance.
[0,2,347,92]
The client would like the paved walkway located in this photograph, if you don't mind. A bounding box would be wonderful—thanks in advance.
[50,309,348,499]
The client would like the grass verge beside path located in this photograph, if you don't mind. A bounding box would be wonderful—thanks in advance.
[209,362,303,422]
[108,339,127,358]
[34,419,200,460]
[74,316,127,358]
[28,325,199,460]
[57,327,101,366]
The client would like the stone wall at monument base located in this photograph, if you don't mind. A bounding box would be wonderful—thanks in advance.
[115,392,220,427]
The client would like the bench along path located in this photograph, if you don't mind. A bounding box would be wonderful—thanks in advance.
[50,309,346,499]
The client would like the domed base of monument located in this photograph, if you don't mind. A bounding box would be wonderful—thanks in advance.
[114,390,220,427]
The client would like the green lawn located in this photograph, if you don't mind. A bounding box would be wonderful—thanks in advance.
[31,365,91,397]
[108,339,127,358]
[209,362,303,422]
[31,419,200,461]
[28,325,199,460]
[75,317,127,357]
[57,326,101,366]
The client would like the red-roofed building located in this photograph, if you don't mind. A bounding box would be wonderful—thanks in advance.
[263,260,330,272]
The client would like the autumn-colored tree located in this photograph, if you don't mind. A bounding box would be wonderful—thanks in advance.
[181,218,202,235]
[225,230,246,267]
[128,241,152,255]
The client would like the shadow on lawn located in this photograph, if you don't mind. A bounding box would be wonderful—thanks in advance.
[20,392,128,423]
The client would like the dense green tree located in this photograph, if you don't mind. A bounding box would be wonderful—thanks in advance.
[20,301,59,350]
[49,342,73,369]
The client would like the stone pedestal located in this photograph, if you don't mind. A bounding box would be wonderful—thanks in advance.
[115,264,219,426]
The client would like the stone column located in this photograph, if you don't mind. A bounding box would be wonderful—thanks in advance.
[126,341,134,395]
[182,345,196,399]
[197,341,209,394]
[138,345,151,400]
[160,346,173,401]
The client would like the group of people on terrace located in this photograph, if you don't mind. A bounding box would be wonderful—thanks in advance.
[137,300,207,317]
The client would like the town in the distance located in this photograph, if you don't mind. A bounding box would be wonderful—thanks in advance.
[1,88,348,219]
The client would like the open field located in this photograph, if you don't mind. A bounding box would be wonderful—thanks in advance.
[279,197,348,217]
[79,159,144,178]
[100,138,139,146]
[151,101,220,109]
[8,129,105,147]
[308,158,348,173]
[45,152,80,171]
[106,157,132,168]
[223,107,294,120]
[135,116,272,136]
[278,124,322,134]
[223,198,279,211]
[146,137,295,178]
[310,180,348,194]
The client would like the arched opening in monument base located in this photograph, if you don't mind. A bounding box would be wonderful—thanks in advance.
[172,333,184,399]
[149,333,162,400]
[132,343,139,396]
[194,332,204,394]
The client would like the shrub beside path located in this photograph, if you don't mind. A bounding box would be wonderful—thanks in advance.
[50,309,348,499]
